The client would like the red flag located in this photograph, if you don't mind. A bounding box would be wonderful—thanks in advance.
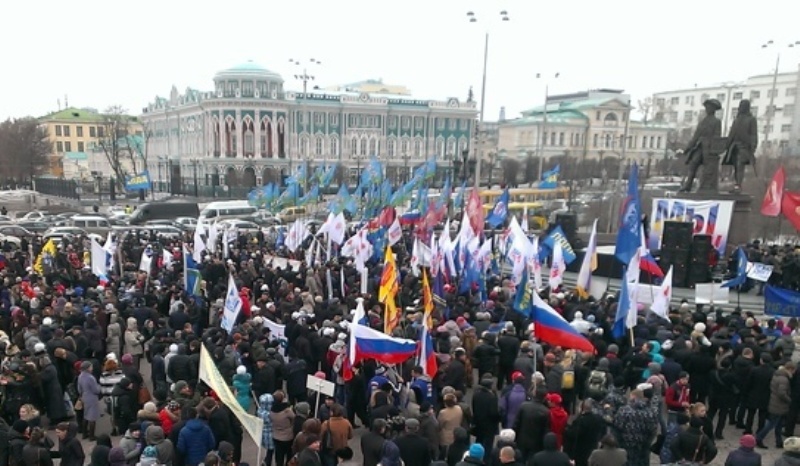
[781,191,800,231]
[466,188,485,236]
[762,166,786,217]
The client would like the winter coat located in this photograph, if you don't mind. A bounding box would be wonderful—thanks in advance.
[724,446,762,466]
[775,452,800,466]
[745,363,775,409]
[670,426,717,464]
[145,426,173,466]
[78,370,103,421]
[530,433,571,466]
[499,383,528,429]
[564,411,606,466]
[612,399,658,449]
[710,367,739,408]
[118,430,141,464]
[587,447,627,466]
[57,423,85,466]
[232,372,252,411]
[270,403,296,442]
[39,361,67,421]
[123,329,144,356]
[106,318,122,358]
[769,368,793,415]
[9,429,27,466]
[257,394,275,450]
[393,433,431,466]
[514,399,550,454]
[22,441,54,466]
[471,385,500,439]
[176,419,216,466]
[472,342,499,375]
[437,405,463,446]
[321,416,353,452]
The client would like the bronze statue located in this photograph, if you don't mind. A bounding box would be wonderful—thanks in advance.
[722,99,758,192]
[679,99,722,192]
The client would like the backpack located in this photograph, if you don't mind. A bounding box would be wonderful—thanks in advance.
[586,370,607,399]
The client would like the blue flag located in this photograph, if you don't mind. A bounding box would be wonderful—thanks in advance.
[539,226,577,265]
[513,267,533,318]
[613,271,632,338]
[722,247,748,288]
[614,163,642,265]
[486,188,510,228]
[454,180,467,210]
[540,165,560,189]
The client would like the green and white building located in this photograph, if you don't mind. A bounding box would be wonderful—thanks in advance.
[141,61,477,189]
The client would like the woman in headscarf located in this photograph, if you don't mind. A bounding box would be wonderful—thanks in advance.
[377,441,402,466]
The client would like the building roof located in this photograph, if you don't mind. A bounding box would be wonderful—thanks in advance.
[507,110,589,125]
[214,60,283,82]
[40,107,105,122]
[522,97,628,116]
[64,151,88,161]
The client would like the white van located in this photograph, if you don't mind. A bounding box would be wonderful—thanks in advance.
[70,215,112,235]
[199,200,258,221]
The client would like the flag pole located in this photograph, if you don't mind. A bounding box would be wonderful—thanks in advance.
[629,327,635,348]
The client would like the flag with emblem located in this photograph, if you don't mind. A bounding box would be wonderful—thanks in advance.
[221,273,242,331]
[379,245,400,334]
[486,188,510,229]
[651,265,672,319]
[614,162,642,265]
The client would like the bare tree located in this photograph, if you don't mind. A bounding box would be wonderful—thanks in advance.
[0,118,51,183]
[95,105,145,188]
[501,158,520,187]
[638,97,654,124]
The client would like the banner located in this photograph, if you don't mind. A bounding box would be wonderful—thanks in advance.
[539,225,576,265]
[695,283,730,304]
[648,198,734,255]
[198,345,263,447]
[262,319,288,356]
[747,262,774,283]
[222,274,242,331]
[765,285,800,317]
[125,171,152,191]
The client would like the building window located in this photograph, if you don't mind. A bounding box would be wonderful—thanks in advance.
[435,118,444,130]
[97,126,104,138]
[414,139,422,157]
[388,139,396,156]
[460,119,470,130]
[751,106,758,116]
[604,134,611,148]
[402,117,412,129]
[604,113,619,126]
[314,136,323,155]
[329,114,339,126]
[700,93,710,102]
[716,93,725,101]
[242,81,253,97]
[550,133,556,146]
[447,139,456,155]
[595,111,601,121]
[593,134,598,147]
[56,141,63,152]
[656,98,665,106]
[436,139,444,157]
[733,92,743,100]
[670,97,679,105]
[750,90,760,99]
[65,141,72,152]
[77,142,84,152]
[415,117,424,130]
[683,110,693,123]
[558,132,564,146]
[359,139,367,156]
[388,116,397,129]
[401,138,409,153]
[89,126,96,137]
[369,139,377,155]
[628,136,634,148]
[656,136,662,148]
[447,119,456,131]
[351,137,357,155]
[63,125,71,136]
[785,104,795,115]
[669,112,678,123]
[768,89,778,98]
[76,126,83,137]
[787,88,797,97]
[782,124,792,133]
[314,113,324,125]
[685,96,694,105]
[331,137,339,156]
[55,125,62,136]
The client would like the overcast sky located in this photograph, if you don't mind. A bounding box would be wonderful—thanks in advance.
[3,0,800,122]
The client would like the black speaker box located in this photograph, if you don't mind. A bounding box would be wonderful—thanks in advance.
[662,221,693,250]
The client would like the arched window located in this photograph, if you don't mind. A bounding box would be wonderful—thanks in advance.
[604,113,618,126]
[369,138,377,156]
[413,139,422,157]
[315,136,324,155]
[330,137,339,156]
[387,139,396,157]
[360,138,367,156]
[351,137,358,155]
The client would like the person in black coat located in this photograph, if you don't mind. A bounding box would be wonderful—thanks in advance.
[686,346,716,404]
[110,378,137,436]
[512,348,536,391]
[393,419,432,466]
[513,387,550,459]
[360,419,386,466]
[496,328,520,390]
[563,400,606,466]
[472,336,500,380]
[530,432,570,466]
[442,350,467,393]
[8,420,29,466]
[285,359,308,404]
[744,354,774,435]
[708,359,739,439]
[471,377,500,454]
[252,355,276,399]
[37,357,68,423]
[52,422,85,466]
[669,417,718,465]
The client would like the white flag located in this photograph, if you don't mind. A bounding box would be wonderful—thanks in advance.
[206,222,219,254]
[531,236,543,291]
[651,266,672,320]
[162,249,174,270]
[624,247,642,330]
[285,219,308,253]
[521,206,529,233]
[193,221,207,263]
[549,241,565,290]
[221,274,242,331]
[139,246,153,273]
[387,218,402,246]
[90,239,107,278]
[329,213,347,246]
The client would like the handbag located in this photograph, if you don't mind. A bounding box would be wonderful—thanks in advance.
[138,385,152,405]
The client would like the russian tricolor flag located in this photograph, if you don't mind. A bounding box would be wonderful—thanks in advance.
[349,297,418,367]
[532,291,595,353]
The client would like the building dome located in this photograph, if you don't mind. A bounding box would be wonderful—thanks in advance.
[214,61,283,82]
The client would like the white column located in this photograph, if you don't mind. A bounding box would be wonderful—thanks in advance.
[236,110,243,158]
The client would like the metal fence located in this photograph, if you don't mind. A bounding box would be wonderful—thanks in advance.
[33,178,81,200]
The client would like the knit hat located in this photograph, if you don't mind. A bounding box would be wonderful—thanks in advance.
[295,402,311,416]
[498,429,516,442]
[607,344,619,354]
[740,434,756,449]
[469,444,485,460]
[785,437,800,452]
[404,418,420,432]
[12,420,29,433]
[80,361,92,371]
[121,353,133,365]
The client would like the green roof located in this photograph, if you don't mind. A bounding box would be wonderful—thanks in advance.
[522,97,628,116]
[64,152,88,160]
[508,109,588,125]
[41,107,105,122]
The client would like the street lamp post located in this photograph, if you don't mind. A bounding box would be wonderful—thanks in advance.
[289,58,322,180]
[467,9,509,189]
[536,72,560,182]
[761,40,799,157]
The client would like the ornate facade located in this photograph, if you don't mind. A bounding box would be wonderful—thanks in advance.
[141,61,477,188]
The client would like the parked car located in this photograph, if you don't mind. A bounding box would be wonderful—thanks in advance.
[218,219,262,234]
[175,217,198,230]
[19,211,49,221]
[70,215,112,235]
[43,227,87,242]
[0,233,21,248]
[0,225,34,237]
[145,225,184,238]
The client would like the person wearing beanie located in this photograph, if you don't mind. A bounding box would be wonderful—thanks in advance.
[108,447,127,466]
[393,418,431,466]
[9,419,30,462]
[670,416,718,464]
[723,434,761,466]
[530,432,570,466]
[455,443,485,466]
[293,402,311,436]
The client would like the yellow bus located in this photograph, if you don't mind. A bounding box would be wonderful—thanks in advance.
[479,187,570,206]
[482,202,549,230]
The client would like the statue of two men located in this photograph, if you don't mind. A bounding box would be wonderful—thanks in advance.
[679,98,759,193]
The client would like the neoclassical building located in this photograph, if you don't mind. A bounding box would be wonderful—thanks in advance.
[141,61,477,188]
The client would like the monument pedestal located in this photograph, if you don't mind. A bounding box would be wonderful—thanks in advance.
[674,191,752,253]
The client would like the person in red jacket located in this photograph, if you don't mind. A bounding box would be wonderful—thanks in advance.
[666,371,692,422]
[158,400,181,436]
[545,393,569,449]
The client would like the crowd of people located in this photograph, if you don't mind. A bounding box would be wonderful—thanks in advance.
[742,241,800,293]
[0,221,799,466]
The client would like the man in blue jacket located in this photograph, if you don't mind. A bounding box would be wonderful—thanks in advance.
[177,408,216,466]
